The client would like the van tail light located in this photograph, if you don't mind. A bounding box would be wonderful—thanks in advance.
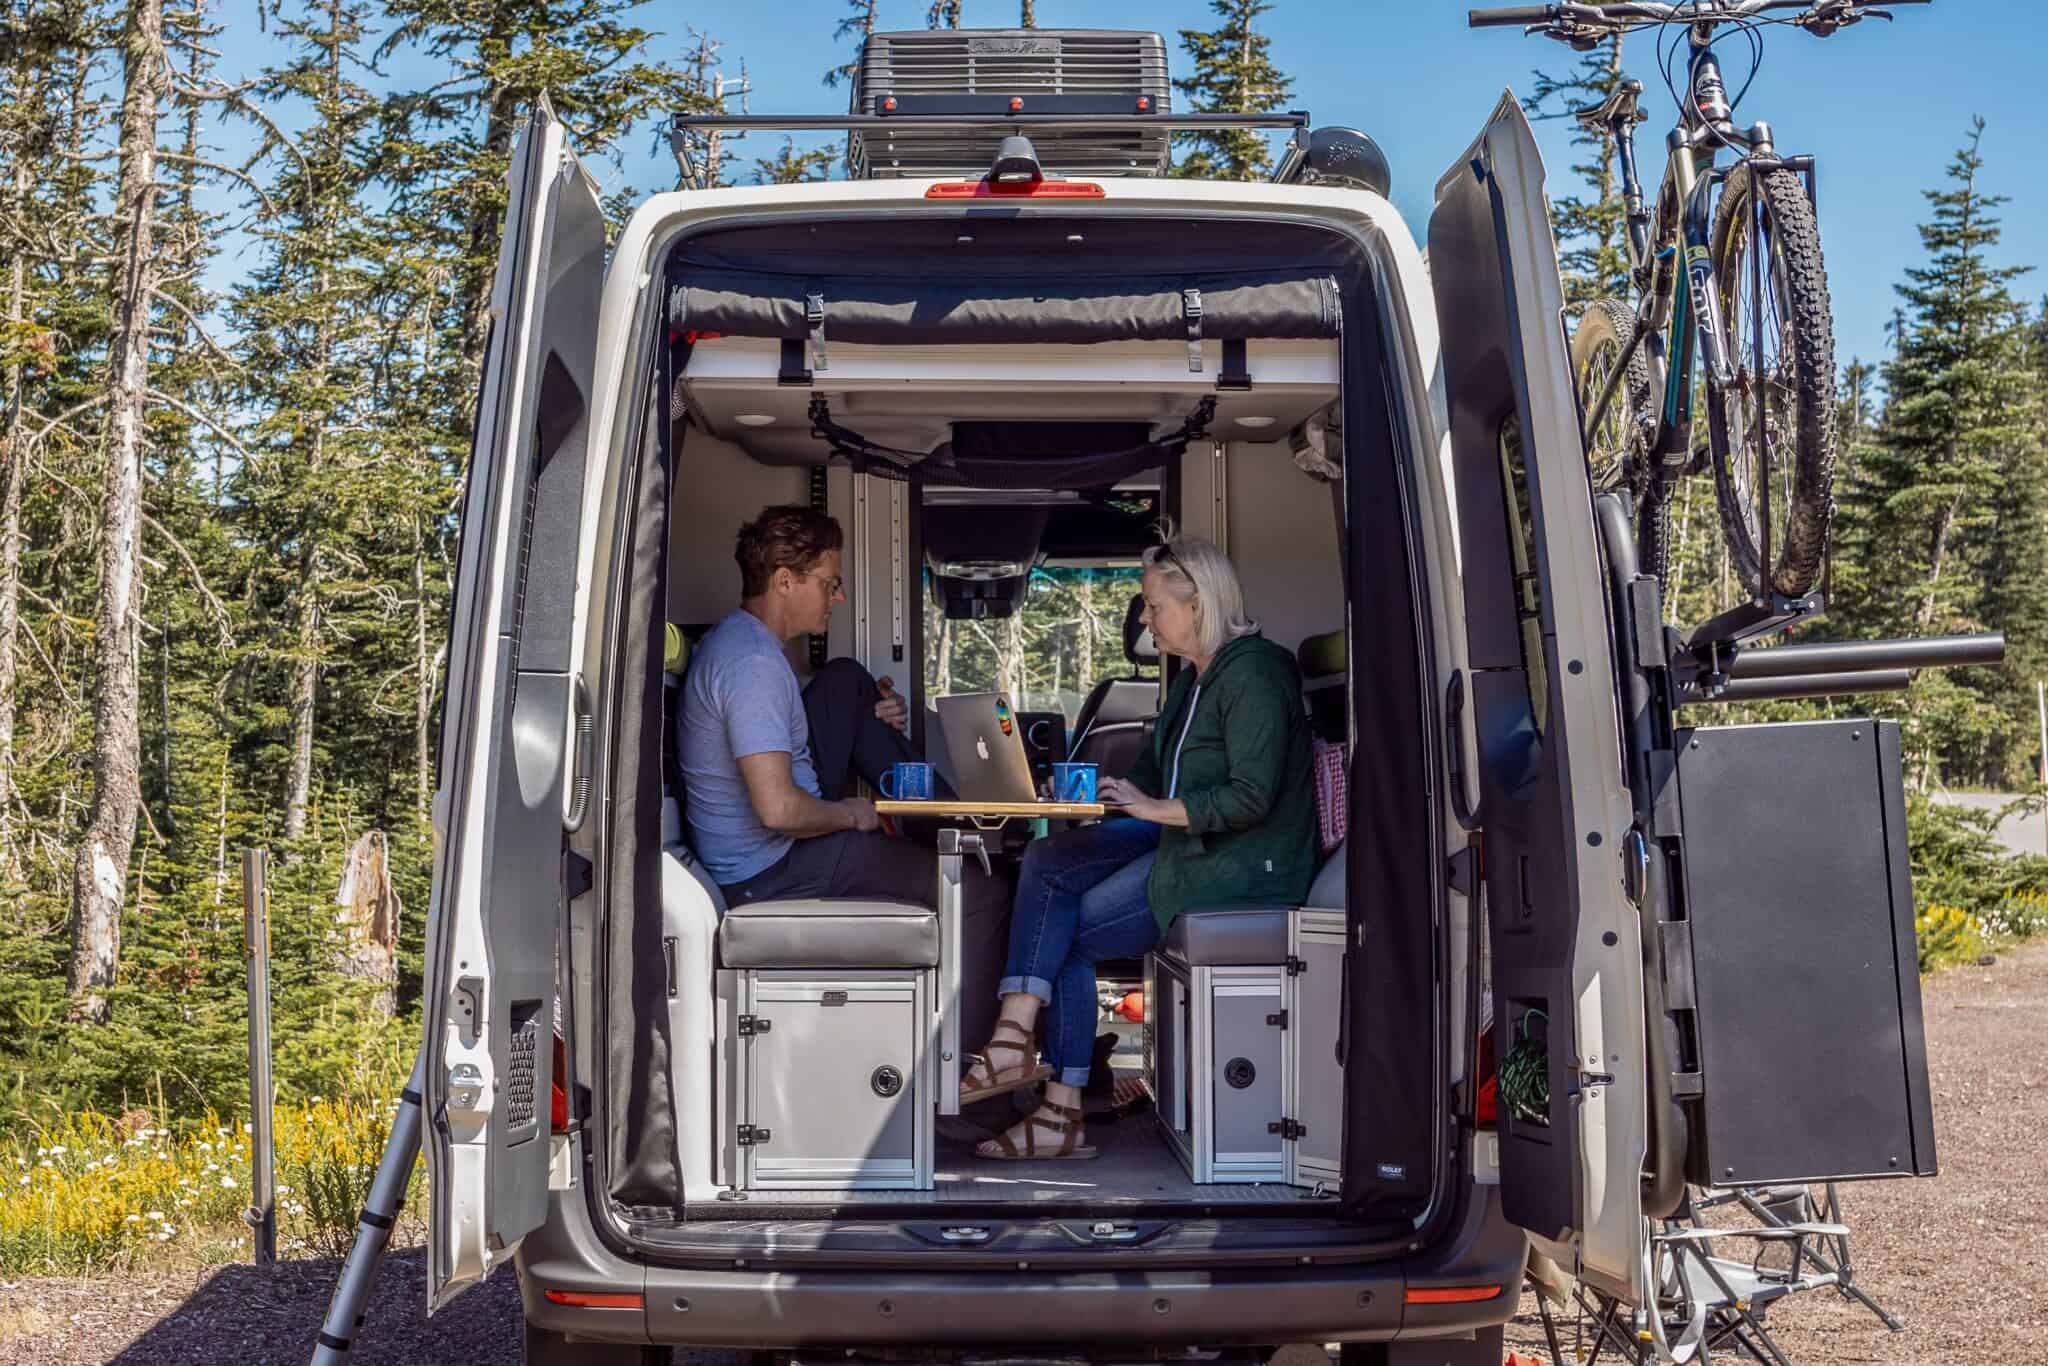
[1406,1285,1503,1305]
[923,180,1105,199]
[544,1289,644,1309]
[550,1031,570,1134]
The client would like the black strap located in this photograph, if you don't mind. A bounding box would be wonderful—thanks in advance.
[400,1087,422,1107]
[1183,285,1204,373]
[359,1208,394,1231]
[1218,337,1251,391]
[777,338,810,387]
[317,1331,353,1351]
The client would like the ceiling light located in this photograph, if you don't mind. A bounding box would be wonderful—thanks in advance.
[1235,415,1277,429]
[734,413,775,427]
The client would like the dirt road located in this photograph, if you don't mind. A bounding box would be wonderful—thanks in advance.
[4,943,2042,1365]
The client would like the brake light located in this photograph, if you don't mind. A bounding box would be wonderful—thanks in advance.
[544,1289,645,1309]
[1406,1285,1503,1305]
[923,180,1105,199]
[550,1032,569,1134]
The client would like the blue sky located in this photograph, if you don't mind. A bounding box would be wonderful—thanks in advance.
[206,0,2046,371]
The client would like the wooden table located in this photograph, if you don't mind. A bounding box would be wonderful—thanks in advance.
[874,799,1106,820]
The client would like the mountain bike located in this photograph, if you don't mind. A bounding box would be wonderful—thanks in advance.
[1471,0,1924,603]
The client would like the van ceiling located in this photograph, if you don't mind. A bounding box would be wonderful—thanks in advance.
[682,335,1341,466]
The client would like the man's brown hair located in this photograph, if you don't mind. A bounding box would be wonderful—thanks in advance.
[735,505,844,598]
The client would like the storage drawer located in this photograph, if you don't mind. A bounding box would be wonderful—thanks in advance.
[725,968,933,1191]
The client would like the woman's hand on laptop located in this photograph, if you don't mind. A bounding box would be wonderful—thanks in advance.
[1098,777,1147,809]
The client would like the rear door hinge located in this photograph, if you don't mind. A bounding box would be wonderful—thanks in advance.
[1265,1009,1289,1030]
[736,1124,772,1147]
[1268,1118,1307,1141]
[737,1014,772,1038]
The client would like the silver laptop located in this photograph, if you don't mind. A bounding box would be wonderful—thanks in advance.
[935,693,1039,803]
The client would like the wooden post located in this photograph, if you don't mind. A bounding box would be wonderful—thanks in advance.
[243,849,276,1266]
[2036,681,2046,857]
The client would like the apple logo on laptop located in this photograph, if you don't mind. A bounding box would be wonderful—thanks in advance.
[976,736,990,761]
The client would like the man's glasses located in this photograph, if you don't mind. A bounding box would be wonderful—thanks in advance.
[802,569,844,596]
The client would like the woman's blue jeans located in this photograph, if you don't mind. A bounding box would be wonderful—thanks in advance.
[997,818,1164,1087]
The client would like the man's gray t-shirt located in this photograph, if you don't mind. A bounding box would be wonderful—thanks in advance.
[677,609,818,884]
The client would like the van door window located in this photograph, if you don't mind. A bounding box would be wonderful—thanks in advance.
[925,565,1143,723]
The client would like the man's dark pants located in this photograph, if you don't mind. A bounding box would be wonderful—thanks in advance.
[718,658,1011,1049]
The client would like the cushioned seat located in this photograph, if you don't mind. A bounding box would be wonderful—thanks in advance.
[1160,907,1292,966]
[716,899,938,969]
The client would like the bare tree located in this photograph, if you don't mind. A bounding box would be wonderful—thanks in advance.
[69,0,167,1021]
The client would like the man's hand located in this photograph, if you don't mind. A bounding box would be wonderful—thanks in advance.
[874,676,909,733]
[841,796,881,832]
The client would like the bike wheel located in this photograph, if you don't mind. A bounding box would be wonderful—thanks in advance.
[1569,298,1670,589]
[1706,164,1837,599]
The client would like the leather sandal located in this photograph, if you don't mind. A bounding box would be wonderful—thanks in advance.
[974,1099,1097,1161]
[959,1019,1052,1106]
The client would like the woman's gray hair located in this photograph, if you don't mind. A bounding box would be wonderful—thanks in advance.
[1142,528,1258,657]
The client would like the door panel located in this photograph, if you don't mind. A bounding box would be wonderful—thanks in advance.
[423,100,605,1311]
[1428,94,1648,1303]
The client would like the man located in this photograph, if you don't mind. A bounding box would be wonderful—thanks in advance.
[677,505,1010,1045]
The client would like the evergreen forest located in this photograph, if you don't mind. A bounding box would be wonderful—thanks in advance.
[0,0,2043,1146]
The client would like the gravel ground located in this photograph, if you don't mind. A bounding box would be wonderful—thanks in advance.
[4,942,2041,1365]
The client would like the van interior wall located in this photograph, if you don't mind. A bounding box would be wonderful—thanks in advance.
[1213,440,1344,659]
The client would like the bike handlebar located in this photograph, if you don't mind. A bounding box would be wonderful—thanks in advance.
[1469,0,1927,30]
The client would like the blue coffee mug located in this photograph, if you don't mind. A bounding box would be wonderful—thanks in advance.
[879,761,934,801]
[1051,762,1098,803]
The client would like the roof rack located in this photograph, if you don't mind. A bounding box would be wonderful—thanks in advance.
[668,110,1312,191]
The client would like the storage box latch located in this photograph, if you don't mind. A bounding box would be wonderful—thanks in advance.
[737,1014,772,1037]
[736,1124,773,1147]
[1268,1118,1307,1141]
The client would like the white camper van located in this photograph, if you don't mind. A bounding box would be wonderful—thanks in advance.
[417,25,1943,1366]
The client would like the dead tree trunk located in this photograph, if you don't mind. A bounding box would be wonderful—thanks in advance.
[334,829,401,1016]
[68,0,165,1022]
[0,157,30,874]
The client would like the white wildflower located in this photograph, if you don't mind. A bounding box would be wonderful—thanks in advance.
[145,1211,163,1222]
[220,1175,237,1189]
[126,1214,142,1224]
[49,1146,65,1155]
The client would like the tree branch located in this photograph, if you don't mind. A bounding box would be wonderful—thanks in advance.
[144,388,261,468]
[143,512,235,647]
[156,150,278,216]
[147,286,242,371]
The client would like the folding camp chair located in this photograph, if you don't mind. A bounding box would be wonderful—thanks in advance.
[1692,1183,1904,1333]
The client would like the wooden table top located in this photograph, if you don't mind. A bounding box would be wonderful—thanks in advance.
[874,799,1107,820]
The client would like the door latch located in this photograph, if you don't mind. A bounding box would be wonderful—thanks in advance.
[447,1062,485,1111]
[736,1015,772,1037]
[1268,1118,1307,1141]
[1265,1009,1289,1030]
[737,1124,773,1147]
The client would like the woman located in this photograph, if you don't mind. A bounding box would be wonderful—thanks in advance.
[959,531,1319,1159]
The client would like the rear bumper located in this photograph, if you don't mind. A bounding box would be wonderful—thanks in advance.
[516,1178,1526,1349]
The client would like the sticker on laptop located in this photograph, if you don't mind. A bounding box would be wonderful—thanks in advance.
[994,697,1015,737]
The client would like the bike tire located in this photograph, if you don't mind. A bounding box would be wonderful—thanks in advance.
[1706,164,1837,599]
[1569,297,1670,590]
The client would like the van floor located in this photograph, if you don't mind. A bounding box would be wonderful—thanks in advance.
[722,1071,1339,1210]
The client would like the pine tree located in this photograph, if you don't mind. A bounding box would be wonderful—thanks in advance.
[752,139,837,185]
[824,0,876,89]
[1172,0,1294,182]
[1525,35,1632,307]
[927,1,961,28]
[1834,119,2040,782]
[1020,1,1036,26]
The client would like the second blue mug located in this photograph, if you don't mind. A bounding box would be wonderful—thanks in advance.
[878,761,934,801]
[1051,762,1098,803]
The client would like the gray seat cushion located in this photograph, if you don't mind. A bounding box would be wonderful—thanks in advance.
[1305,841,1345,909]
[1161,907,1291,966]
[717,899,938,969]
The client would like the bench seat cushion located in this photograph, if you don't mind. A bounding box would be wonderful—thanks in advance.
[1160,907,1291,966]
[717,899,938,969]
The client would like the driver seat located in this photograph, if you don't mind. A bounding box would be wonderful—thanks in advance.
[1068,594,1160,774]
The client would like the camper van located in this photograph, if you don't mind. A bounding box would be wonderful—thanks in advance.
[419,27,1940,1366]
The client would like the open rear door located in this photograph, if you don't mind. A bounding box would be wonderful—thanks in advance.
[423,100,605,1310]
[1428,95,1651,1304]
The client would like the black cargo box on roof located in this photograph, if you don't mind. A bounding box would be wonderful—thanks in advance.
[666,269,1343,346]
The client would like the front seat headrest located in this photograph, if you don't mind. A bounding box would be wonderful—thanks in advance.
[1123,594,1159,667]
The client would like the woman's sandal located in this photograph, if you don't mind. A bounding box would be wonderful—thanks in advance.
[958,1018,1052,1106]
[973,1099,1097,1161]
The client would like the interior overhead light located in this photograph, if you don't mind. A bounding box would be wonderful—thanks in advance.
[734,413,776,427]
[1235,415,1277,429]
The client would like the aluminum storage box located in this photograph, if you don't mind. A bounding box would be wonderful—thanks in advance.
[1284,908,1347,1190]
[1147,949,1288,1184]
[719,967,934,1191]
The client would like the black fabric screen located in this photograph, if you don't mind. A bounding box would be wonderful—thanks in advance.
[1338,275,1445,1220]
[604,342,683,1211]
[668,270,1341,346]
